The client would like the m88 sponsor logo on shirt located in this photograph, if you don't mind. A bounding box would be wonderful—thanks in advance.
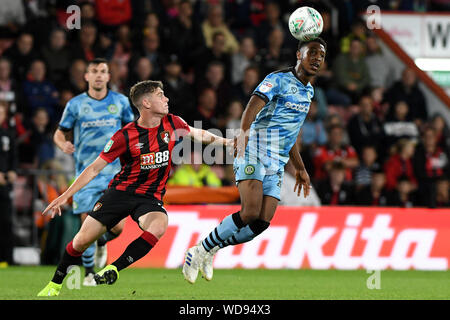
[140,150,169,169]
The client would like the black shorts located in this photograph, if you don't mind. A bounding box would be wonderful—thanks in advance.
[88,189,167,230]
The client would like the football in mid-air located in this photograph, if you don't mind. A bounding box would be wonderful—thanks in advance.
[288,7,323,41]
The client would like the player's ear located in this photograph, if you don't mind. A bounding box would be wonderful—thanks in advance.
[296,50,302,61]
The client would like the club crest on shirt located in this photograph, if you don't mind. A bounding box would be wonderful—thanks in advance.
[107,104,118,114]
[93,202,102,211]
[160,131,170,144]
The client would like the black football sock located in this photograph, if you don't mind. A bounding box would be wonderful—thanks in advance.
[97,230,118,247]
[51,241,83,284]
[112,231,158,271]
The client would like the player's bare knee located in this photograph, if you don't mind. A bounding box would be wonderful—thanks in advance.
[72,234,90,252]
[146,223,166,239]
[240,207,260,224]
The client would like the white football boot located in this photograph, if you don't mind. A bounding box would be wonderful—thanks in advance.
[182,243,207,284]
[83,273,97,286]
[95,242,108,268]
[200,246,219,281]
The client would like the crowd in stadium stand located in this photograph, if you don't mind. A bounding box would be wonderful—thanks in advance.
[0,0,449,212]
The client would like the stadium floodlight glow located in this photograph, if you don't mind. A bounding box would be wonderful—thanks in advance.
[414,58,450,71]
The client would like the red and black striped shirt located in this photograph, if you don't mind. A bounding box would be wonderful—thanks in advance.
[100,114,190,200]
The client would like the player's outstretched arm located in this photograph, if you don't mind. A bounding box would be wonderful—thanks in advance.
[42,156,108,218]
[54,129,75,154]
[289,134,311,198]
[187,126,233,148]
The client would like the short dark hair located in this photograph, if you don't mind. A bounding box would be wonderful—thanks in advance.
[129,80,163,109]
[297,37,327,52]
[86,58,108,72]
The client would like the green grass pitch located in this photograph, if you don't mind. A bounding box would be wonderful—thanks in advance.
[1,266,449,300]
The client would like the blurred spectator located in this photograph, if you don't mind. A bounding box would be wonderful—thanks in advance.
[22,60,59,123]
[340,19,367,54]
[40,28,71,87]
[413,127,449,207]
[95,0,132,28]
[383,68,428,125]
[387,175,417,208]
[0,102,17,266]
[139,12,162,43]
[354,145,381,191]
[55,89,75,121]
[324,113,350,144]
[384,139,417,191]
[168,150,222,187]
[370,86,386,120]
[19,107,54,168]
[194,31,232,84]
[255,2,290,49]
[197,61,232,118]
[186,88,218,130]
[132,29,165,80]
[167,0,205,71]
[3,32,40,82]
[70,22,102,62]
[356,169,389,206]
[0,0,26,38]
[202,4,239,54]
[301,101,327,148]
[161,54,195,119]
[365,33,394,89]
[126,56,153,94]
[108,59,126,94]
[79,1,97,24]
[317,9,339,68]
[231,36,260,85]
[300,101,327,176]
[431,113,450,152]
[111,24,133,80]
[347,95,383,154]
[332,37,370,104]
[224,99,243,132]
[36,159,71,265]
[232,65,260,106]
[64,59,88,95]
[259,27,293,75]
[316,161,355,205]
[0,58,20,106]
[383,101,419,150]
[313,124,359,182]
[435,177,450,207]
[309,77,328,120]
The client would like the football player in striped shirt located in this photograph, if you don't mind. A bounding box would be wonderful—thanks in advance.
[54,58,134,285]
[37,80,233,296]
[182,38,326,284]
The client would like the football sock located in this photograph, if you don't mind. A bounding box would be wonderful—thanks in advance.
[51,240,83,284]
[112,231,158,271]
[219,219,270,248]
[97,230,118,247]
[82,242,95,274]
[201,211,245,252]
